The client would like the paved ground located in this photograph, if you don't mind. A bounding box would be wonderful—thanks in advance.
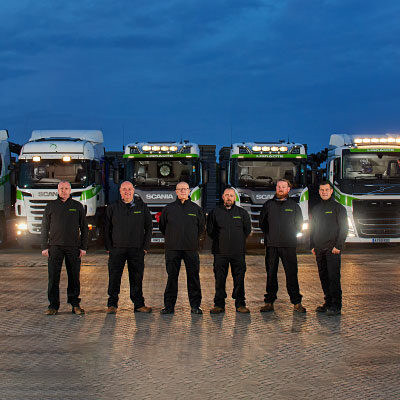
[0,246,399,400]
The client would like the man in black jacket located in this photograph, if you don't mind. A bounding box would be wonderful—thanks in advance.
[159,181,205,314]
[41,181,88,315]
[259,179,306,313]
[104,181,152,314]
[311,181,348,316]
[207,187,251,314]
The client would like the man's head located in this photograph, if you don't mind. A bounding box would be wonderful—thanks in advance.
[176,181,190,201]
[222,187,236,208]
[276,179,291,199]
[319,181,334,201]
[120,181,135,203]
[58,181,71,202]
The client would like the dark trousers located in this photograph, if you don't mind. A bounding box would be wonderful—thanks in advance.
[264,247,302,305]
[107,247,145,309]
[213,254,246,308]
[315,249,342,310]
[48,245,81,310]
[164,250,202,309]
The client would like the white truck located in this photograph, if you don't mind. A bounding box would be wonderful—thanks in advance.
[219,142,310,246]
[328,133,400,243]
[122,141,209,244]
[13,130,115,245]
[0,130,15,244]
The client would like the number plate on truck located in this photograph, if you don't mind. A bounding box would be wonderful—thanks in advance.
[260,239,264,244]
[151,238,165,243]
[372,238,390,243]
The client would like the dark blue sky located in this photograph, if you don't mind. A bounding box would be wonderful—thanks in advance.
[2,0,400,154]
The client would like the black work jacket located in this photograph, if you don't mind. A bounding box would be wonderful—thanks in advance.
[207,204,251,255]
[159,198,205,251]
[104,198,152,251]
[41,196,88,250]
[259,196,303,248]
[310,198,348,251]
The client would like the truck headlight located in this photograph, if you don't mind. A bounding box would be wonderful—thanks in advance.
[296,232,303,237]
[16,223,28,231]
[302,223,309,231]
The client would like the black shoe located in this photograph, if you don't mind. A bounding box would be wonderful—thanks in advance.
[160,307,174,314]
[191,307,203,314]
[326,307,341,316]
[315,303,329,313]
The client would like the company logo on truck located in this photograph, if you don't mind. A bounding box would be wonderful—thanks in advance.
[145,193,174,200]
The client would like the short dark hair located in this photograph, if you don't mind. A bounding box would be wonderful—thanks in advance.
[319,180,333,189]
[277,178,292,188]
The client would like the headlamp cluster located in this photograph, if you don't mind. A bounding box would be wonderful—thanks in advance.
[251,146,288,152]
[142,145,178,152]
[354,137,400,145]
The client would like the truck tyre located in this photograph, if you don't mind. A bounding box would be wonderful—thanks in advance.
[0,213,6,246]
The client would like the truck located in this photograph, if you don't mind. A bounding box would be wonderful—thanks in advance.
[327,133,400,243]
[219,142,310,246]
[13,130,117,246]
[122,141,212,244]
[0,130,21,245]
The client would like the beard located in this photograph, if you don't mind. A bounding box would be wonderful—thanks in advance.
[275,191,287,199]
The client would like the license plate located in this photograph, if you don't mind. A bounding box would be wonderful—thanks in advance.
[151,238,165,243]
[260,238,264,244]
[372,238,390,243]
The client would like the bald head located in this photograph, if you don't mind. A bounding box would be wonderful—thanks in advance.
[58,181,71,202]
[222,188,236,209]
[120,181,135,203]
[176,181,190,202]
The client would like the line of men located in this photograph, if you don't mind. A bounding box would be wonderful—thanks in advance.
[41,179,348,317]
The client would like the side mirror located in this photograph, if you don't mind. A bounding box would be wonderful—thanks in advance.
[202,168,208,185]
[10,170,17,186]
[95,170,102,185]
[220,169,227,185]
[113,168,119,184]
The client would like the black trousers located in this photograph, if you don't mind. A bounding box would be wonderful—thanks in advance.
[315,249,342,310]
[213,254,246,308]
[164,250,202,309]
[264,247,302,305]
[48,245,81,310]
[107,247,145,309]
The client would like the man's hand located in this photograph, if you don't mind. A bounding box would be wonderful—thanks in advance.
[144,250,148,255]
[79,249,87,258]
[42,249,49,257]
[332,247,341,254]
[311,248,315,255]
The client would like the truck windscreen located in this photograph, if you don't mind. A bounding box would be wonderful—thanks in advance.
[126,159,200,187]
[18,160,92,188]
[343,153,400,180]
[232,159,305,188]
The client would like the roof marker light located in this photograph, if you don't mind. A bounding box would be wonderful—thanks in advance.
[32,156,41,162]
[388,137,396,143]
[271,146,279,152]
[170,146,178,151]
[371,138,379,143]
[279,146,288,152]
[379,138,387,143]
[151,146,160,151]
[252,146,261,151]
[142,145,151,151]
[354,138,363,144]
[362,138,371,143]
[161,146,169,151]
[262,146,270,151]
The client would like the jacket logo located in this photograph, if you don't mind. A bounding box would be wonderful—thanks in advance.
[134,211,142,214]
[146,194,174,200]
[187,213,196,216]
[325,211,333,214]
[233,216,241,219]
[69,209,77,211]
[284,208,293,212]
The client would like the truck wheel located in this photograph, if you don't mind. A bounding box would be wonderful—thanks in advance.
[0,213,6,246]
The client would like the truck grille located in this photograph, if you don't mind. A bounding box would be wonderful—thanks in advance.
[27,200,51,233]
[353,199,400,238]
[241,204,262,232]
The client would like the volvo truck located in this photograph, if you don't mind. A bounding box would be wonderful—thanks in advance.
[328,133,400,243]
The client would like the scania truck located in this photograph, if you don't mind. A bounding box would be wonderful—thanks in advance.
[219,142,310,246]
[13,130,116,246]
[328,133,400,243]
[0,130,21,244]
[123,141,209,244]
